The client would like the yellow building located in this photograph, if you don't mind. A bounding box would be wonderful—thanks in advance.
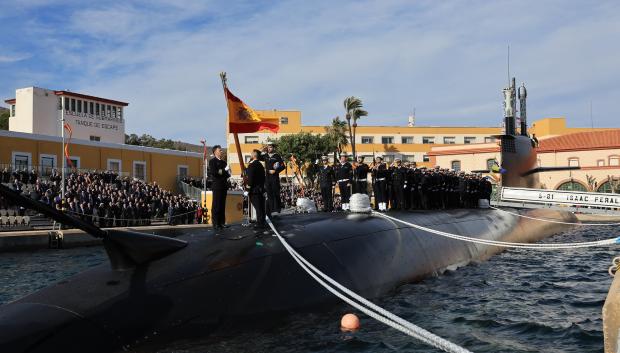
[227,110,503,176]
[2,87,203,191]
[0,129,202,191]
[429,119,620,192]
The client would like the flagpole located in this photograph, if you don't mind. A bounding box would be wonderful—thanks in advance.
[219,72,246,175]
[60,98,66,201]
[201,138,207,197]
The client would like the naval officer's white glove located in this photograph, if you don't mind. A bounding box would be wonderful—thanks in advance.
[224,165,230,172]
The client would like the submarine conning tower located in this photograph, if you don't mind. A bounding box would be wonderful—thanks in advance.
[500,77,539,188]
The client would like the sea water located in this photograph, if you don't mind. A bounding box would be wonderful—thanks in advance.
[0,225,615,353]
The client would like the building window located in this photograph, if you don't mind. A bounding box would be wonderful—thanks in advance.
[464,136,476,144]
[106,105,111,117]
[133,161,146,180]
[403,155,415,162]
[423,155,430,162]
[95,103,100,115]
[112,106,117,118]
[361,136,374,144]
[451,160,461,171]
[70,99,76,112]
[244,136,259,144]
[422,136,435,144]
[484,137,496,143]
[118,107,123,121]
[383,155,394,163]
[610,156,620,166]
[557,181,586,192]
[77,100,82,113]
[381,136,394,144]
[597,160,605,167]
[107,159,121,172]
[280,117,288,124]
[64,97,70,110]
[10,104,15,117]
[12,152,31,170]
[443,137,456,144]
[178,165,189,178]
[598,180,620,193]
[568,158,579,167]
[89,102,94,115]
[90,135,101,142]
[401,136,414,144]
[39,154,57,176]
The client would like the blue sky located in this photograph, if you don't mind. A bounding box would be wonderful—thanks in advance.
[1,0,619,145]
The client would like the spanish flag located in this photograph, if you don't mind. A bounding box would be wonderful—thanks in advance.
[226,88,279,133]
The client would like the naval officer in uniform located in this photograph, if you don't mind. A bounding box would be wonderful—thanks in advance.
[261,143,285,216]
[245,149,267,229]
[318,156,335,212]
[335,153,353,211]
[208,145,230,229]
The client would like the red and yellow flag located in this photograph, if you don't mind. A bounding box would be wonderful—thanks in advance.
[63,123,75,169]
[225,88,279,133]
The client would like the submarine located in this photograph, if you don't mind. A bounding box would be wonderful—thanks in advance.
[0,78,578,353]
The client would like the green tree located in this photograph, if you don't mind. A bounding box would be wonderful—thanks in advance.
[0,111,9,130]
[268,132,331,164]
[324,116,349,162]
[343,96,368,159]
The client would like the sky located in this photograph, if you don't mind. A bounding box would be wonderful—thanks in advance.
[1,0,619,145]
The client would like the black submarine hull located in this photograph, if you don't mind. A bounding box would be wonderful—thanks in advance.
[0,207,576,353]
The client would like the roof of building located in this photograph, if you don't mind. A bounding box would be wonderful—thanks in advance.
[537,130,620,152]
[4,90,128,107]
[0,129,201,158]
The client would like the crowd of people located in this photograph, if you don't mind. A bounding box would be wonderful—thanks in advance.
[306,154,493,212]
[1,168,204,227]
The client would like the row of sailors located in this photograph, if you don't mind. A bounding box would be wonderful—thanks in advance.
[317,154,493,212]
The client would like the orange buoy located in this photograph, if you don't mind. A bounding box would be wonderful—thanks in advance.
[340,313,360,331]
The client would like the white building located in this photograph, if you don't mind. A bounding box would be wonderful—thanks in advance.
[5,86,127,144]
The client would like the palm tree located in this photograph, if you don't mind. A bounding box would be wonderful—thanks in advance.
[586,174,597,191]
[343,96,368,159]
[324,116,349,162]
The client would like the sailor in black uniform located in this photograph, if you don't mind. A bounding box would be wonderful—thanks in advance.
[245,149,267,229]
[389,158,407,210]
[261,143,285,216]
[371,156,389,211]
[318,156,335,212]
[335,153,353,211]
[409,163,422,210]
[208,145,230,229]
[354,155,369,195]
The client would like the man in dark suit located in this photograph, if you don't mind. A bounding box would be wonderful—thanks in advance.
[208,145,230,229]
[246,149,267,229]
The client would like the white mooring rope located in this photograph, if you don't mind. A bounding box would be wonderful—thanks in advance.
[266,217,472,353]
[489,206,620,226]
[374,212,620,249]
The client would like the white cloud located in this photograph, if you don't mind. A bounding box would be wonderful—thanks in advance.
[6,0,620,143]
[0,54,30,63]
